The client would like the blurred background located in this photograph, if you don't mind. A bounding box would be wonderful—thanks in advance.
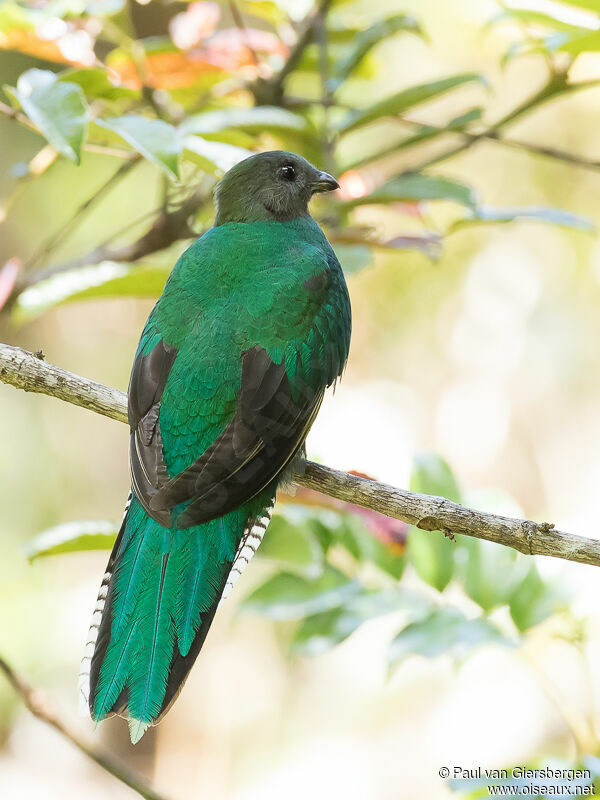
[3,0,600,797]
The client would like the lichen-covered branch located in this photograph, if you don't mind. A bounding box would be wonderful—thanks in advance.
[0,342,128,423]
[1,342,598,568]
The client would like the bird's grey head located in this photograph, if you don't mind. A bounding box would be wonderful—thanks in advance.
[214,150,339,225]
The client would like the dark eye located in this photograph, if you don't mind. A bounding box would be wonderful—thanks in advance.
[280,164,296,181]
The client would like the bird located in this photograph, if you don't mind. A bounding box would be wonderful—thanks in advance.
[80,150,352,743]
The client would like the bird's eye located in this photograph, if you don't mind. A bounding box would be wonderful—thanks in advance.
[280,164,296,182]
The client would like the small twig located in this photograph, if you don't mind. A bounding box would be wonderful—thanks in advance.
[227,0,260,67]
[0,100,39,133]
[251,0,333,105]
[24,157,141,273]
[518,650,597,756]
[13,189,206,295]
[382,115,600,175]
[315,9,335,176]
[409,74,597,173]
[1,342,599,570]
[0,654,170,800]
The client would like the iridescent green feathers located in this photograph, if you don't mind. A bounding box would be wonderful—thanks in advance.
[86,151,351,742]
[89,493,271,742]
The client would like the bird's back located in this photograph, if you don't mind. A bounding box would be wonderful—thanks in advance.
[145,217,350,477]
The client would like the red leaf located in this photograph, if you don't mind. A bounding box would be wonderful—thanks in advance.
[0,258,21,311]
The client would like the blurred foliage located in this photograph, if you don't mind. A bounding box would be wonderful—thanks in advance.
[3,0,600,782]
[1,0,599,317]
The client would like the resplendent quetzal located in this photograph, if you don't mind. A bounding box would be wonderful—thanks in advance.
[80,151,351,743]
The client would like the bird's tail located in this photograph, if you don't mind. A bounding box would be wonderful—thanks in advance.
[80,492,273,743]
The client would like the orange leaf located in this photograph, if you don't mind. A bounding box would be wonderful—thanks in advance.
[109,47,225,89]
[0,22,95,67]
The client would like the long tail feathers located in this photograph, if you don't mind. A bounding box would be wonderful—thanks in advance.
[82,494,273,742]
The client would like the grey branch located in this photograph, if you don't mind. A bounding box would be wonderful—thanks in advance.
[1,341,599,568]
[0,654,170,800]
[0,342,128,423]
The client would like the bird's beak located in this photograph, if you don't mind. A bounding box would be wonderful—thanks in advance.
[311,171,339,194]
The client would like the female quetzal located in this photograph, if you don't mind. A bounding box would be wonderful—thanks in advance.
[80,151,351,742]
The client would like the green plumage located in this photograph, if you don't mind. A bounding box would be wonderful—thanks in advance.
[86,152,351,742]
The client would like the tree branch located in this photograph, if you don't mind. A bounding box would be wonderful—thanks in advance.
[393,116,600,175]
[23,157,142,274]
[1,341,598,569]
[409,74,598,173]
[14,190,205,295]
[227,0,260,68]
[0,343,127,423]
[0,654,170,800]
[250,0,333,105]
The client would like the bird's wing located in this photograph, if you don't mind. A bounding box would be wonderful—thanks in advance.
[150,343,323,527]
[129,339,324,529]
[128,338,178,527]
[128,237,350,530]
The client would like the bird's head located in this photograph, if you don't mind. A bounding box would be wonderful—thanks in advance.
[214,150,339,225]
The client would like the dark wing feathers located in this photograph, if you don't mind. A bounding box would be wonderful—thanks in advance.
[128,340,178,528]
[151,345,322,527]
[130,342,323,529]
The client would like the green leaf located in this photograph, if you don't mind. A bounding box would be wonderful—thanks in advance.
[332,14,424,86]
[336,515,406,579]
[243,567,360,620]
[361,533,406,580]
[57,68,138,101]
[337,73,486,133]
[25,520,118,562]
[508,565,569,631]
[406,453,462,592]
[182,136,252,175]
[238,0,287,24]
[14,262,170,323]
[180,106,308,136]
[0,1,35,34]
[559,29,600,53]
[97,115,181,178]
[460,538,528,612]
[389,608,511,667]
[492,9,595,33]
[343,173,476,209]
[258,507,325,578]
[452,205,595,232]
[407,531,455,592]
[456,488,529,612]
[560,0,600,10]
[501,34,570,66]
[410,452,462,503]
[14,69,88,163]
[292,587,429,656]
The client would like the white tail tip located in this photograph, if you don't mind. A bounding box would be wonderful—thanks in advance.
[128,717,151,744]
